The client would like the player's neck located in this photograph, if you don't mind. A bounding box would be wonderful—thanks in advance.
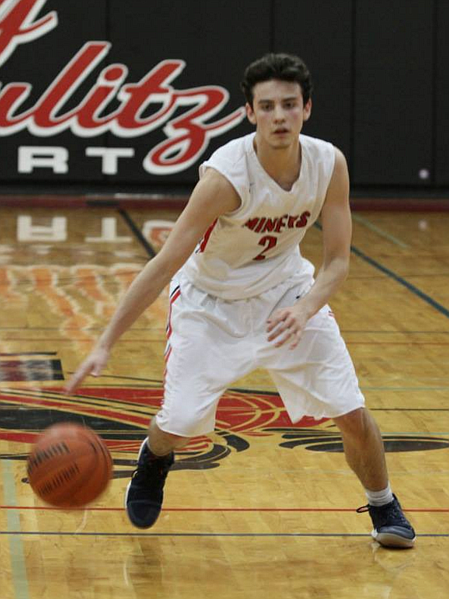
[253,135,301,192]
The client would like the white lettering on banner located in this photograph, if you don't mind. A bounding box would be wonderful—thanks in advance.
[17,215,67,241]
[85,147,135,175]
[85,218,132,243]
[0,0,246,175]
[18,145,68,173]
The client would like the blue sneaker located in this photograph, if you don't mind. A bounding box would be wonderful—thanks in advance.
[125,438,174,529]
[358,495,416,548]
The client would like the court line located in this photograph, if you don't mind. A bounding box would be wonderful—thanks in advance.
[33,382,449,392]
[229,385,449,395]
[349,273,449,280]
[314,222,449,320]
[342,330,449,334]
[366,388,449,392]
[0,338,159,342]
[4,385,449,398]
[118,209,156,258]
[350,245,449,319]
[4,337,449,346]
[352,214,409,248]
[1,460,30,599]
[0,531,447,538]
[347,341,449,345]
[2,327,448,333]
[0,327,157,331]
[0,352,58,356]
[0,505,447,513]
[370,407,449,410]
[3,382,449,395]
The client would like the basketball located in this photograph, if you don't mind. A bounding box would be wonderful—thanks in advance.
[27,423,113,508]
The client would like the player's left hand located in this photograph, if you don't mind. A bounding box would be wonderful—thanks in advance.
[266,305,309,349]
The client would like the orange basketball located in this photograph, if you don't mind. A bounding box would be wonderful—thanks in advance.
[27,422,113,508]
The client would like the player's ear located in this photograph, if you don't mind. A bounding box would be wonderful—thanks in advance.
[303,98,312,122]
[246,102,257,125]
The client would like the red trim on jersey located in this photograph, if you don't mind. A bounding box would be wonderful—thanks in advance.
[169,285,181,299]
[163,345,172,384]
[166,288,181,339]
[164,346,172,363]
[198,218,218,252]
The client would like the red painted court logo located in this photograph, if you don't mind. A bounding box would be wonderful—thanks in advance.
[0,385,448,481]
[0,385,327,476]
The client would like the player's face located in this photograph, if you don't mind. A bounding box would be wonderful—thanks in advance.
[246,79,311,149]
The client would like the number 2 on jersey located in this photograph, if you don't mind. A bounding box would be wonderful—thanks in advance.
[254,235,278,261]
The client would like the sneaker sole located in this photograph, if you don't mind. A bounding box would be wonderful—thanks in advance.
[124,438,150,524]
[372,530,416,549]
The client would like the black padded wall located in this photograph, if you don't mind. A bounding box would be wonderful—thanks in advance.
[435,0,449,185]
[0,0,447,192]
[106,0,271,184]
[273,0,353,160]
[352,1,434,186]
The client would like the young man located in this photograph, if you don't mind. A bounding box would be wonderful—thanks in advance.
[66,53,415,548]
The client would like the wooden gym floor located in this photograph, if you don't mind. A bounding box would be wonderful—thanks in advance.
[0,204,449,599]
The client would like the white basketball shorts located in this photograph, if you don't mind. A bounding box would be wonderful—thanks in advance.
[155,272,365,437]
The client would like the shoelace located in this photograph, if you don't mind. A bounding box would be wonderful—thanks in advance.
[356,501,409,528]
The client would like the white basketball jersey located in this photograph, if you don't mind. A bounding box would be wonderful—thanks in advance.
[181,132,335,300]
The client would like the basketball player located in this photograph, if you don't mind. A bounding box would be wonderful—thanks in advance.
[66,53,415,548]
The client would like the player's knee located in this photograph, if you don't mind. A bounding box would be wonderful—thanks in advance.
[149,425,190,453]
[152,413,200,444]
[333,407,368,437]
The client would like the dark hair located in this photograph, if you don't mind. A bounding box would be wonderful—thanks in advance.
[240,53,313,107]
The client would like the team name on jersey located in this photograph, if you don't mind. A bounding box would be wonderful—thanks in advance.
[243,211,311,234]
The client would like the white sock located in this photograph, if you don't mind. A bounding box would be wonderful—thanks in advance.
[365,483,394,506]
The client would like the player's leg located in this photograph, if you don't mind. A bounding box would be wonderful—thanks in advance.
[124,421,190,529]
[147,417,190,455]
[126,276,255,528]
[333,407,387,490]
[124,433,176,529]
[262,286,415,548]
[334,408,415,548]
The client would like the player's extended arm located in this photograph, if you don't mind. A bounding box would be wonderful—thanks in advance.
[65,169,240,393]
[266,147,352,348]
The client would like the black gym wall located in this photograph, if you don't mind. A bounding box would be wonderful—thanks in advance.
[0,0,446,195]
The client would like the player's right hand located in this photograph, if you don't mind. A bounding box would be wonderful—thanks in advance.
[64,347,110,394]
[266,303,310,349]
